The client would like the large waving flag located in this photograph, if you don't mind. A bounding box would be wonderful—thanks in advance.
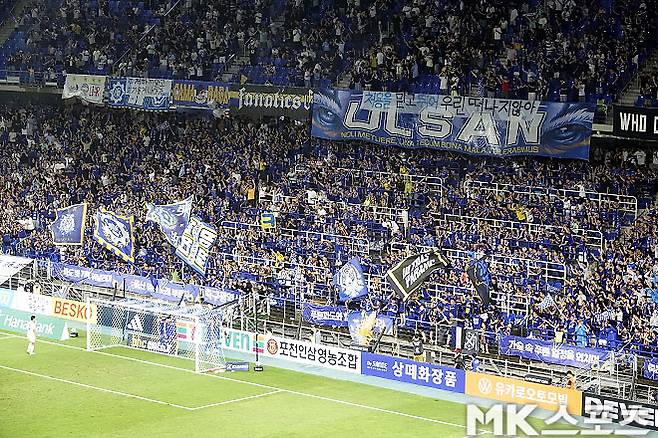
[93,208,136,262]
[50,203,88,245]
[146,196,193,246]
[333,257,368,301]
[175,217,217,276]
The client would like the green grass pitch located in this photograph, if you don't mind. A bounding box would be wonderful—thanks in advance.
[0,330,627,437]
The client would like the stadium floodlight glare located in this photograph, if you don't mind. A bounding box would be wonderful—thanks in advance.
[86,297,226,373]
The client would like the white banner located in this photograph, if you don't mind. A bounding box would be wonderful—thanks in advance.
[0,255,33,286]
[62,74,106,104]
[262,334,361,374]
[11,290,53,316]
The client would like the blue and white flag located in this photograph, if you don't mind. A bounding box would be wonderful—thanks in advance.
[644,358,658,380]
[106,77,172,111]
[175,217,217,276]
[333,257,368,301]
[50,203,87,245]
[347,311,393,345]
[537,294,556,311]
[93,208,136,262]
[146,196,193,246]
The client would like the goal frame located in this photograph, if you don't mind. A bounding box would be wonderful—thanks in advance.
[86,296,226,373]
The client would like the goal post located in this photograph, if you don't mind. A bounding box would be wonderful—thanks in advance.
[86,297,226,373]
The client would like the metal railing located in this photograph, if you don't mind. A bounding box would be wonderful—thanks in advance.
[465,180,638,223]
[438,212,605,252]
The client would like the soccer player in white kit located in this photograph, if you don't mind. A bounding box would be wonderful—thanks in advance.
[27,315,36,355]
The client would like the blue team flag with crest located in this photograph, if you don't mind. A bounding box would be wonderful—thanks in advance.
[333,257,368,301]
[93,208,136,262]
[50,203,88,245]
[146,197,193,247]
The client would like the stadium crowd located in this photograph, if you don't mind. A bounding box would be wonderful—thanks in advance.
[1,103,658,358]
[1,0,657,103]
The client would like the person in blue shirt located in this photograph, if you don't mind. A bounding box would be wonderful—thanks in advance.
[575,320,589,347]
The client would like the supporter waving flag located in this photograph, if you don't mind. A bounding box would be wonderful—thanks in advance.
[145,196,193,247]
[50,203,87,246]
[333,257,368,301]
[93,208,136,263]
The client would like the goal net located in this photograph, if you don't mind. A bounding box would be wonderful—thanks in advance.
[86,297,226,373]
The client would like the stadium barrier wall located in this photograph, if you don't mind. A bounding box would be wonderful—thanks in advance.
[0,289,69,340]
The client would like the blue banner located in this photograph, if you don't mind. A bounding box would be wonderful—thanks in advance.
[501,336,612,369]
[171,80,231,110]
[312,89,593,160]
[106,77,172,110]
[347,311,394,345]
[644,358,658,380]
[50,203,87,246]
[47,262,234,303]
[93,208,136,263]
[361,352,465,393]
[175,217,217,276]
[302,303,350,327]
[202,287,240,306]
[333,257,368,301]
[146,197,193,247]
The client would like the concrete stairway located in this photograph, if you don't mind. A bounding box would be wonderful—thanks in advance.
[617,50,658,106]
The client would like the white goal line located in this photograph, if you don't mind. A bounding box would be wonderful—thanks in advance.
[0,333,483,432]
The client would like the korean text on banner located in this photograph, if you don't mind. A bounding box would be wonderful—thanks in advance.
[312,89,593,160]
[62,74,106,104]
[465,371,582,415]
[262,334,361,374]
[361,352,465,393]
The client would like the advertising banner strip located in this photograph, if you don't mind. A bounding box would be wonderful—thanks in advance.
[0,306,69,340]
[465,371,583,415]
[361,352,465,393]
[262,334,361,374]
[311,89,593,159]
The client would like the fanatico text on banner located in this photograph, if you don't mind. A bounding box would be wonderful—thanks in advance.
[500,336,614,370]
[50,203,88,246]
[106,77,172,111]
[93,208,136,262]
[333,257,368,301]
[386,249,450,301]
[175,217,217,276]
[62,74,106,104]
[312,89,594,159]
[146,197,193,247]
[231,85,313,120]
[171,80,231,110]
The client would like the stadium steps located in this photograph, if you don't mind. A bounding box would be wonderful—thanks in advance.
[0,0,35,44]
[618,49,658,106]
[220,55,251,83]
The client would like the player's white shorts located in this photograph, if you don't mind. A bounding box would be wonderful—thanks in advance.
[27,334,36,343]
